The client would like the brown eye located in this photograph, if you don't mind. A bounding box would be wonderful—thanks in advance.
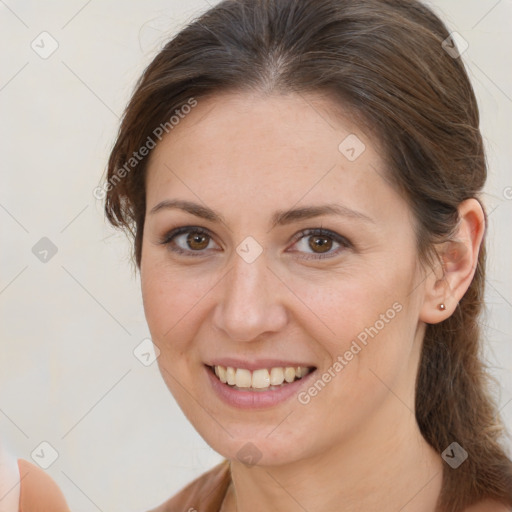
[289,228,352,260]
[308,235,333,253]
[160,226,218,256]
[186,231,210,250]
[160,226,351,260]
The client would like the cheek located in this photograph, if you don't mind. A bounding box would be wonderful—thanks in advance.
[140,264,204,406]
[306,260,417,382]
[140,256,214,356]
[309,261,408,336]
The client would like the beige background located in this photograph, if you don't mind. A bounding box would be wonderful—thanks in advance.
[1,1,511,510]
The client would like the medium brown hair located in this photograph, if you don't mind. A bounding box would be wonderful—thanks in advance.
[104,0,512,509]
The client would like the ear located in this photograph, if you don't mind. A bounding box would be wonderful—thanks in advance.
[419,198,485,324]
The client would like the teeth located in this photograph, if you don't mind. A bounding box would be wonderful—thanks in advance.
[235,368,252,388]
[252,369,270,388]
[269,367,284,386]
[211,365,312,389]
[284,367,296,383]
[226,366,236,385]
[217,365,227,383]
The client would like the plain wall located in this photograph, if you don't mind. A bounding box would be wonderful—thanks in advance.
[1,1,511,510]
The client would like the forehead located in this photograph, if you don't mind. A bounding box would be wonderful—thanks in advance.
[145,91,407,226]
[149,91,370,172]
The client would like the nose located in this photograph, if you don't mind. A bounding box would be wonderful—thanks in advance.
[212,251,288,342]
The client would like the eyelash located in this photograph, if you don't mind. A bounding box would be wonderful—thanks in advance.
[158,226,352,260]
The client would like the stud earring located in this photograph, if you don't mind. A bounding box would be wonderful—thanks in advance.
[438,303,446,311]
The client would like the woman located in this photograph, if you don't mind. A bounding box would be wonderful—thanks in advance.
[104,0,512,510]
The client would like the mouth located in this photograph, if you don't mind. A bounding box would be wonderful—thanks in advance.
[205,364,317,392]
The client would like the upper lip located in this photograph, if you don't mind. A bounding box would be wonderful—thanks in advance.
[205,358,316,371]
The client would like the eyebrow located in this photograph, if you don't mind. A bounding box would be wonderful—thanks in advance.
[149,199,375,228]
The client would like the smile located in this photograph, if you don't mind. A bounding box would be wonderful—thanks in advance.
[207,364,315,391]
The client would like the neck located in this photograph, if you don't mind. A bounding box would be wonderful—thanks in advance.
[224,404,443,512]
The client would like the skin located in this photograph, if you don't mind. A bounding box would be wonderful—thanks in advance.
[140,91,488,512]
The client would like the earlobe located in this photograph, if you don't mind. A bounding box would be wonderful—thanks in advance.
[419,198,485,324]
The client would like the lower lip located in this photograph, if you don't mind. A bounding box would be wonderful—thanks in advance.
[205,365,316,409]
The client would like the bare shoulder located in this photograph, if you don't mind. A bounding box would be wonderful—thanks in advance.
[463,500,512,512]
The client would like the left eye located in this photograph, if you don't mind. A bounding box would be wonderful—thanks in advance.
[159,226,351,260]
[288,228,351,260]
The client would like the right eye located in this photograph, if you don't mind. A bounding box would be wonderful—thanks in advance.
[159,226,220,257]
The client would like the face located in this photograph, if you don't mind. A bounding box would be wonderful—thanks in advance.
[141,91,429,466]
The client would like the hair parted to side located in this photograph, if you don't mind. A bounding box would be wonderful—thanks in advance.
[104,0,512,509]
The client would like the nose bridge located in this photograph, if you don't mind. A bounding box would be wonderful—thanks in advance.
[213,249,287,341]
